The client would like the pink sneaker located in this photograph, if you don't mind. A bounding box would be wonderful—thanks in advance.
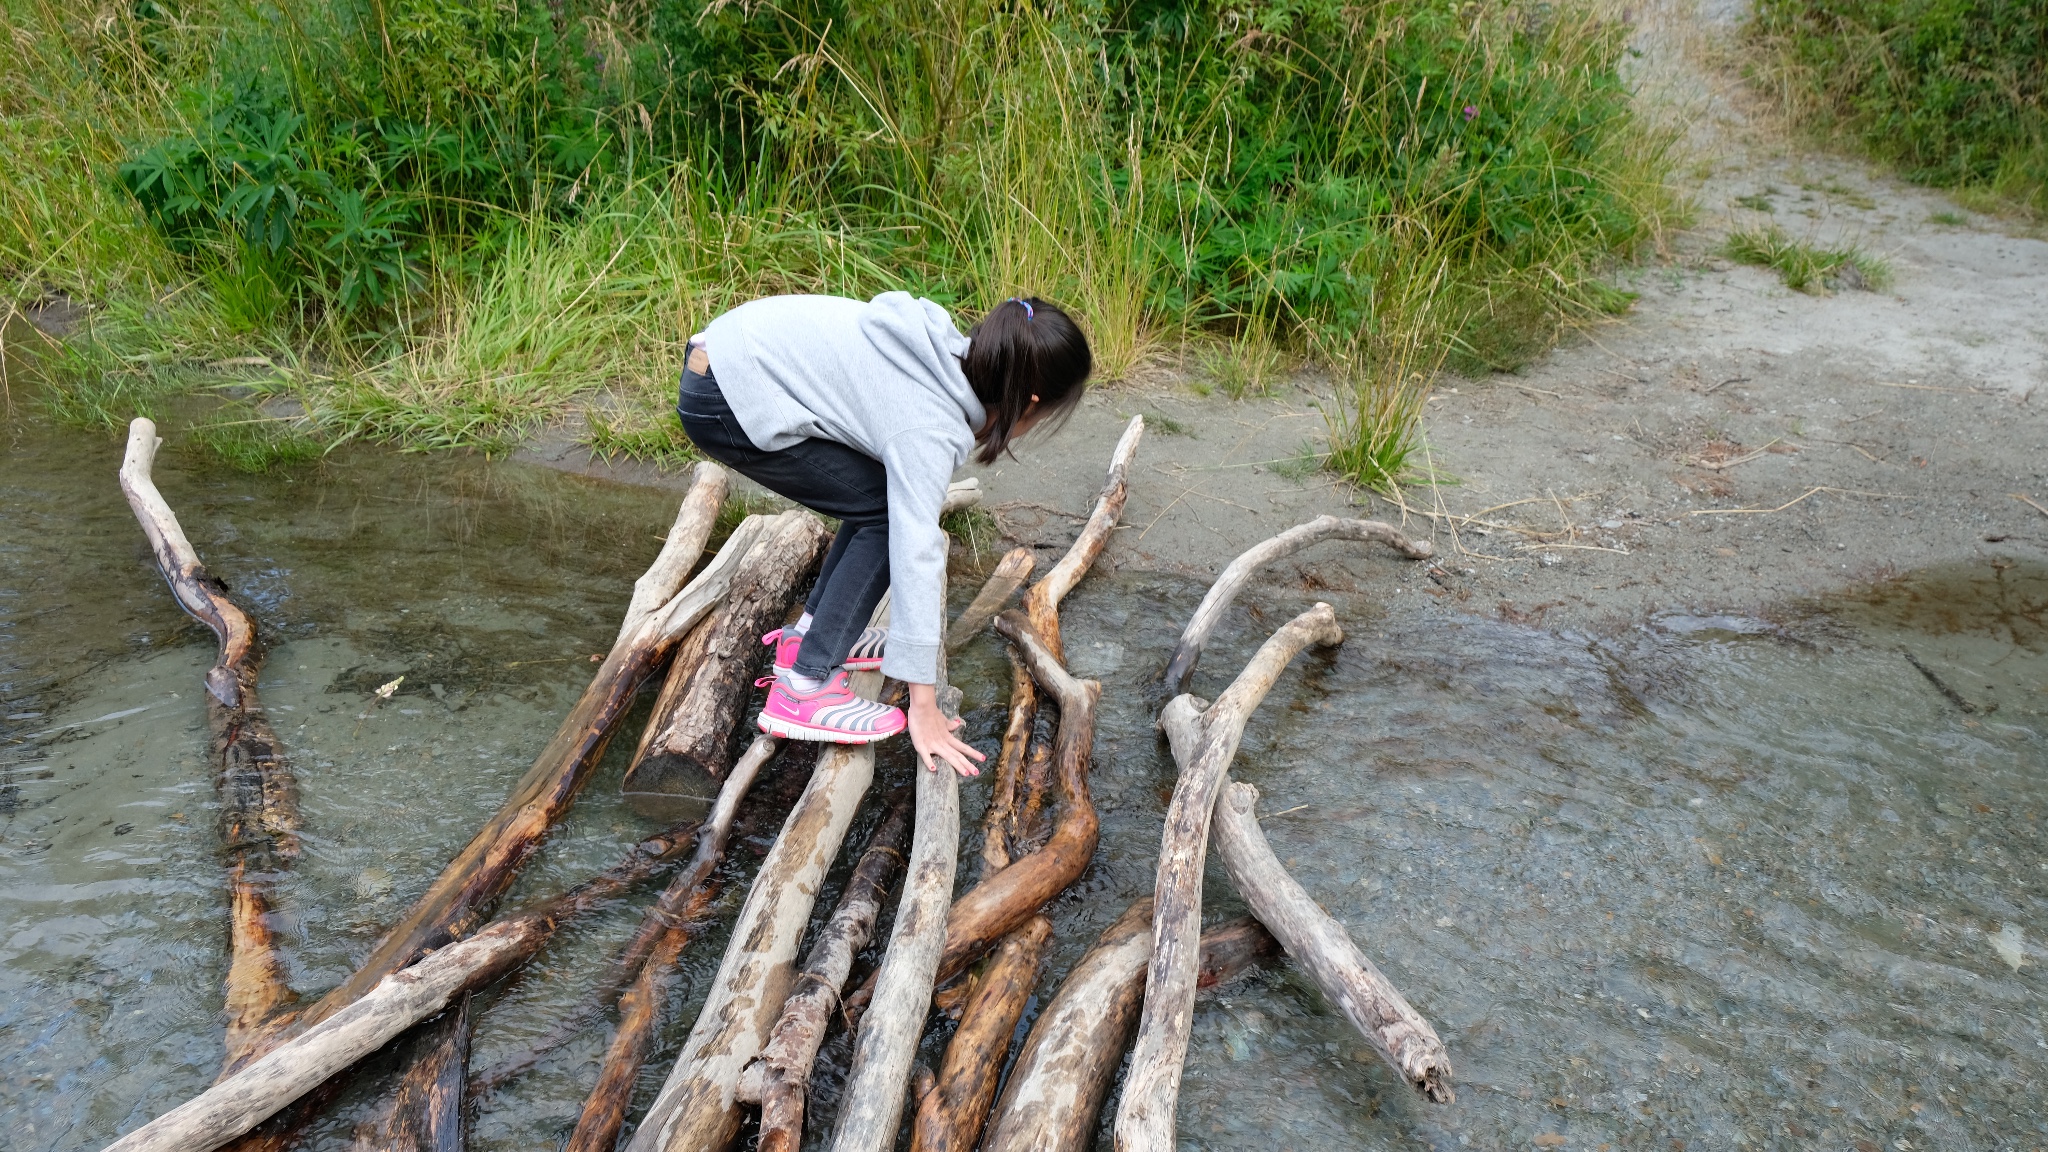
[756,669,905,744]
[762,626,888,673]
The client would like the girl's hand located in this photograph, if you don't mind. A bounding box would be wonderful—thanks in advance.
[907,683,984,778]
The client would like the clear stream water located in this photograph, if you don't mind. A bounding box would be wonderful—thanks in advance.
[1,404,2042,1151]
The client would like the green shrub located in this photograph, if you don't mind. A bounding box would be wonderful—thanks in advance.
[8,0,1674,484]
[1750,0,2048,215]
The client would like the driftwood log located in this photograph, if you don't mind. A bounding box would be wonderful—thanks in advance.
[466,737,781,1101]
[934,613,1099,988]
[1161,516,1431,695]
[947,547,1034,653]
[624,602,892,1152]
[911,915,1053,1152]
[1114,603,1342,1152]
[979,902,1276,1152]
[98,823,700,1152]
[1195,917,1282,990]
[350,996,468,1152]
[826,585,965,1152]
[737,790,915,1152]
[982,417,1142,870]
[562,733,783,1152]
[1210,779,1453,1101]
[980,650,1039,875]
[118,418,302,1070]
[277,471,734,1049]
[623,514,829,792]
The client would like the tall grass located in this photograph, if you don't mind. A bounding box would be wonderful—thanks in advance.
[1748,0,2047,218]
[2,0,1674,487]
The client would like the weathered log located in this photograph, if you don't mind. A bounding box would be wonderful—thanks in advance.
[118,418,302,1071]
[624,514,829,792]
[351,996,468,1152]
[986,897,1151,1152]
[98,823,699,1152]
[1212,780,1453,1101]
[1161,516,1431,695]
[983,415,1140,870]
[947,547,1035,653]
[738,789,915,1152]
[1196,917,1281,991]
[931,612,1099,988]
[103,919,534,1152]
[279,473,736,1049]
[911,915,1053,1152]
[624,602,891,1152]
[979,651,1039,875]
[1115,603,1342,1152]
[1157,693,1452,1101]
[562,733,782,1152]
[1021,415,1144,659]
[826,668,963,1152]
[979,904,1278,1152]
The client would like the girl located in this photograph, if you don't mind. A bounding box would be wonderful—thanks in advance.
[677,292,1090,777]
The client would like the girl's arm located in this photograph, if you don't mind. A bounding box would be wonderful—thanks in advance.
[880,427,986,778]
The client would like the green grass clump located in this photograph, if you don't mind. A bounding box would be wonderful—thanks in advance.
[187,414,326,473]
[1749,0,2048,217]
[5,0,1676,491]
[586,410,699,469]
[941,506,1001,560]
[1722,226,1892,293]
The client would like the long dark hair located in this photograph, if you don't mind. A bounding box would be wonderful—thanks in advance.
[960,296,1091,465]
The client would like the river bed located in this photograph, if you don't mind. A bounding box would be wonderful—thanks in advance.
[3,409,2043,1150]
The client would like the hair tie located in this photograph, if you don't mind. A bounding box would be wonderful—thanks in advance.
[1008,297,1035,320]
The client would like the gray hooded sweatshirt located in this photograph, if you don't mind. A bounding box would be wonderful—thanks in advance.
[703,292,984,685]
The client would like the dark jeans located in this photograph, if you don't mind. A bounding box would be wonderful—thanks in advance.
[677,364,889,680]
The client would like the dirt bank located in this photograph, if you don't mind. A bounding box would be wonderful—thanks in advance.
[519,0,2046,632]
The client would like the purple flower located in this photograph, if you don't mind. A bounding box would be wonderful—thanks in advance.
[1463,105,1478,121]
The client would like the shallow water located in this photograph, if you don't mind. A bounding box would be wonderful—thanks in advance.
[2,406,2043,1151]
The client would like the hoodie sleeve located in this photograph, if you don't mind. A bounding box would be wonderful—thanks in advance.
[877,424,962,685]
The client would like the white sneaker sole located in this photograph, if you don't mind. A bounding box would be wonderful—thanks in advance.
[771,660,885,675]
[757,712,900,745]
